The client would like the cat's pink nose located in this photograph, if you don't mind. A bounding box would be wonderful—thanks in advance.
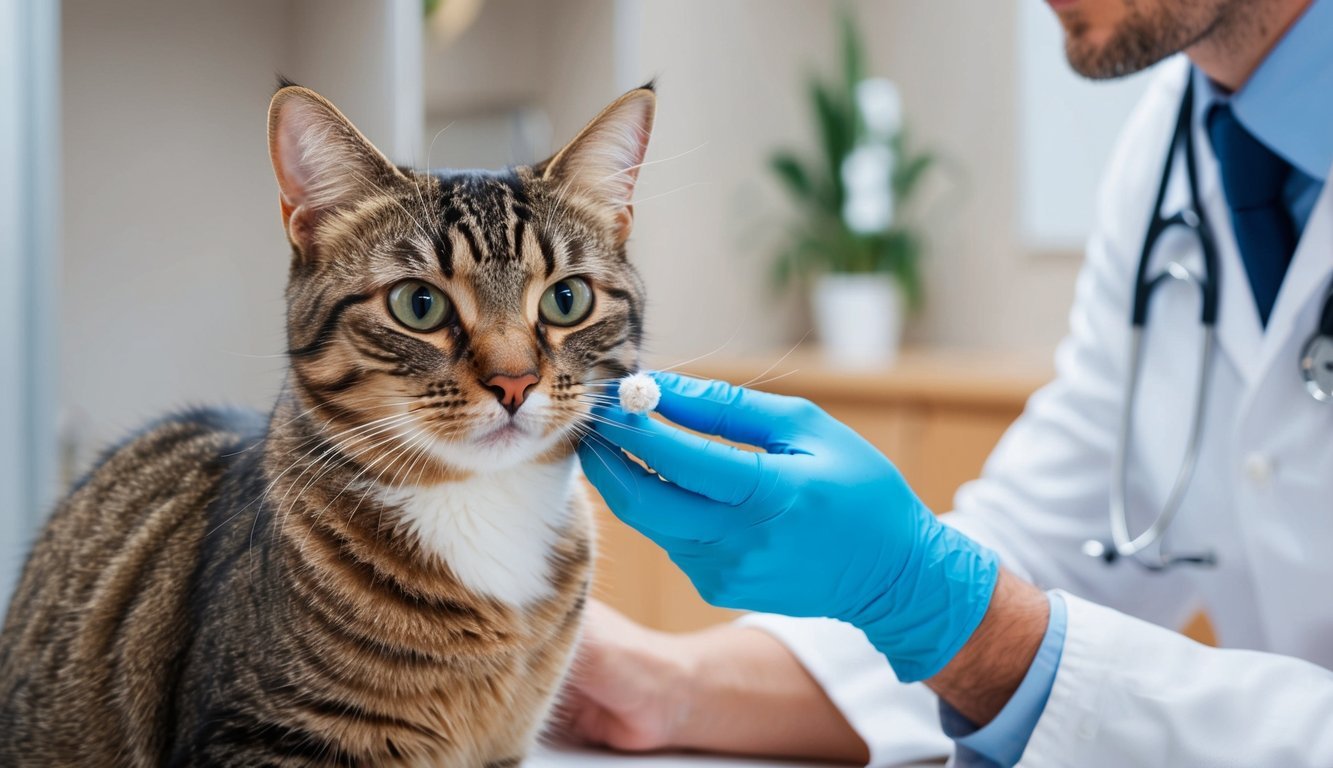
[485,373,539,415]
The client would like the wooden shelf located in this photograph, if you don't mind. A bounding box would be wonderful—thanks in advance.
[671,347,1053,408]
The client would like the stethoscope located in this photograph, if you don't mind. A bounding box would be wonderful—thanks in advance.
[1082,74,1333,572]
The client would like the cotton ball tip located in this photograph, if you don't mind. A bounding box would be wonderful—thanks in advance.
[618,372,661,415]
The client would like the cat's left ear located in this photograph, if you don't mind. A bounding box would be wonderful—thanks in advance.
[540,85,656,246]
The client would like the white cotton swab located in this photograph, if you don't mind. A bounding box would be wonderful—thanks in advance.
[617,372,661,414]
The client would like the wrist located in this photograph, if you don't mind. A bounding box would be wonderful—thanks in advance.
[636,626,704,749]
[668,625,732,750]
[670,624,871,763]
[926,569,1049,725]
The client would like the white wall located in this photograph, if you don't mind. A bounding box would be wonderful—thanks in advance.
[852,0,1084,354]
[60,0,421,471]
[1017,0,1157,251]
[290,0,422,160]
[617,0,833,363]
[61,0,295,467]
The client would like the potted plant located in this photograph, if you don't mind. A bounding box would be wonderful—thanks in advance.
[769,10,936,367]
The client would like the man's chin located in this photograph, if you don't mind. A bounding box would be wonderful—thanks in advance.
[1056,1,1205,81]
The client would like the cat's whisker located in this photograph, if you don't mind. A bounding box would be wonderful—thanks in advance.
[740,368,802,390]
[271,414,419,529]
[223,410,420,544]
[598,140,708,183]
[261,408,417,495]
[310,422,431,538]
[425,121,456,173]
[574,412,659,437]
[288,416,417,496]
[297,426,421,538]
[624,181,709,207]
[568,428,637,497]
[649,324,744,374]
[369,429,438,535]
[737,328,812,389]
[341,165,434,244]
[541,177,582,243]
[389,427,439,493]
[220,350,293,359]
[572,393,622,406]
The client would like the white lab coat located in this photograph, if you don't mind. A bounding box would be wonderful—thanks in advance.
[742,56,1333,767]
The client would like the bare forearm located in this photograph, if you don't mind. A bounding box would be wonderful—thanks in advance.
[673,624,870,764]
[926,569,1049,725]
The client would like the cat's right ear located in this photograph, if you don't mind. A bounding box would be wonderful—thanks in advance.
[267,86,405,257]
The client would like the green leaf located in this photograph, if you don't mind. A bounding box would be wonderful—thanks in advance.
[893,144,937,200]
[840,5,865,99]
[768,152,817,202]
[809,78,854,208]
[889,230,924,308]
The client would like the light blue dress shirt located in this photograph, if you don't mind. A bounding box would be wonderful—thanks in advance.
[938,593,1066,767]
[935,2,1333,764]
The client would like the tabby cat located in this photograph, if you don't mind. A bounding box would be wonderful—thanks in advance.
[0,80,655,766]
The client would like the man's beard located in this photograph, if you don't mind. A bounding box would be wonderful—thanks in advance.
[1062,2,1235,80]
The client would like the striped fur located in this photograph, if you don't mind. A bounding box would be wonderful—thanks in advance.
[0,83,655,766]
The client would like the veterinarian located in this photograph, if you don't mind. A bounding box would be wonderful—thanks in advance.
[571,0,1333,765]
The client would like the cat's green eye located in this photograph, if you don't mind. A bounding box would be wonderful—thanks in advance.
[539,277,594,327]
[388,280,452,332]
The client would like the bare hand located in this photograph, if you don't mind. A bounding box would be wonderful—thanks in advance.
[555,600,695,752]
[555,600,869,763]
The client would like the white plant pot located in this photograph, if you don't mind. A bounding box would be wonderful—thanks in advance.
[811,274,905,368]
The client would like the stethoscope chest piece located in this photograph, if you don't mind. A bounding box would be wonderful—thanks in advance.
[1301,332,1333,402]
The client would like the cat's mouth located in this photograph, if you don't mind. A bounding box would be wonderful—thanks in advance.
[474,420,528,448]
[415,393,573,471]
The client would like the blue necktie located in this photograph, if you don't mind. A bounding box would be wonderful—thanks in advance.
[1206,104,1297,327]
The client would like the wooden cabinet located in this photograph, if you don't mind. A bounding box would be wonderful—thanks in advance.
[589,348,1054,633]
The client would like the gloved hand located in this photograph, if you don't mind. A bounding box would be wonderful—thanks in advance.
[578,372,999,682]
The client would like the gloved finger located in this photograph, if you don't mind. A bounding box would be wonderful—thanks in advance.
[577,438,739,542]
[651,372,813,453]
[587,404,766,507]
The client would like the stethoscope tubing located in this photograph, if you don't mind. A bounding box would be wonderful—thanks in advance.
[1093,73,1222,570]
[1108,326,1217,568]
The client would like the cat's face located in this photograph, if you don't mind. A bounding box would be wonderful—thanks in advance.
[268,85,654,474]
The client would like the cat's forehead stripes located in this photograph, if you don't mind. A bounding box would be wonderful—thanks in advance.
[432,171,531,268]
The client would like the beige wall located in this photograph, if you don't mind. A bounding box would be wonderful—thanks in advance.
[617,0,834,364]
[423,0,1083,367]
[60,0,420,470]
[61,0,293,464]
[856,0,1082,354]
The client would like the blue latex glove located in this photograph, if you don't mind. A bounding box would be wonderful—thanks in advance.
[578,372,999,682]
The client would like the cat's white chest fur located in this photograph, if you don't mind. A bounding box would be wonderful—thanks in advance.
[380,457,577,607]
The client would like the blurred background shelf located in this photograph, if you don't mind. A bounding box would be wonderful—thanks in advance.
[591,347,1053,633]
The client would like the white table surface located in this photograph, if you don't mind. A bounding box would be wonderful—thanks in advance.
[527,743,943,767]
